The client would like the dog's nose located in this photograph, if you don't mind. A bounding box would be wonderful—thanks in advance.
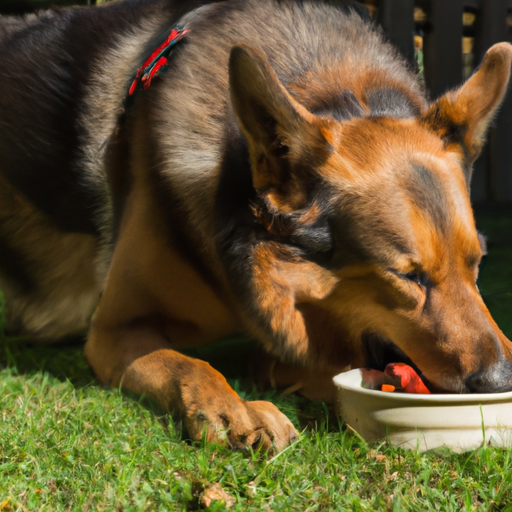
[465,359,512,393]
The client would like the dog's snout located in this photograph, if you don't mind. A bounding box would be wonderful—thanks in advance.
[465,360,512,393]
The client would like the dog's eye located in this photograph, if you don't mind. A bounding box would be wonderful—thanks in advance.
[402,270,426,287]
[389,268,427,287]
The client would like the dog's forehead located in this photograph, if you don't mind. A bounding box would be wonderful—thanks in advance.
[324,118,479,264]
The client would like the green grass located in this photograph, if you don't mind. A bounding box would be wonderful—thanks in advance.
[1,206,512,511]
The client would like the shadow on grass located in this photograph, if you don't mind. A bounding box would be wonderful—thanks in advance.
[0,331,260,387]
[0,334,93,386]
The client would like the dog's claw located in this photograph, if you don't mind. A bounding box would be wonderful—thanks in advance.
[245,400,298,453]
[185,401,297,454]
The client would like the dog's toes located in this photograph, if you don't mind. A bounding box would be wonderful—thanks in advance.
[183,397,297,454]
[176,360,297,453]
[244,400,299,453]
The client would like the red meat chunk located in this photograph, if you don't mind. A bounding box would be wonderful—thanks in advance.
[361,363,430,394]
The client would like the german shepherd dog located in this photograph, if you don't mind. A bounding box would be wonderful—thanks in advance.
[1,0,512,453]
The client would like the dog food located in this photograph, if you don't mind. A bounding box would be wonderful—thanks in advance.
[361,363,430,394]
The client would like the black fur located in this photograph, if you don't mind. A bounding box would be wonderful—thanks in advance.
[409,164,449,233]
[0,0,210,235]
[366,87,422,118]
[0,234,34,292]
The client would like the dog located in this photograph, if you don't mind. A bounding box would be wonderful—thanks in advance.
[1,0,512,453]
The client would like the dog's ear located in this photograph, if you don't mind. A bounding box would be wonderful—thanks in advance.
[229,44,333,212]
[422,42,512,168]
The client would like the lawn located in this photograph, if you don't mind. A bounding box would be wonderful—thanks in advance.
[1,206,512,511]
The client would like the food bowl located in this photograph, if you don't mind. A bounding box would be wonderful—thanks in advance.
[334,369,512,452]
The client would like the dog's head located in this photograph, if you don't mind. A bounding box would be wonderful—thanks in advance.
[228,42,512,393]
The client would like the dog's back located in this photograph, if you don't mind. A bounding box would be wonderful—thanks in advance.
[0,14,37,42]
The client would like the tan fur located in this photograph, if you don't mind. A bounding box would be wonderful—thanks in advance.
[78,8,188,280]
[422,42,512,167]
[0,174,101,340]
[151,4,423,261]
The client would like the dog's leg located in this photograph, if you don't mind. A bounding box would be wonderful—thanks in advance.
[84,243,297,453]
[85,323,297,452]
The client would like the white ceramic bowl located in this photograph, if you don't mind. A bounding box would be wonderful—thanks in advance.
[334,369,512,452]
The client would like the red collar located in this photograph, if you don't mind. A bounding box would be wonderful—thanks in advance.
[128,24,189,96]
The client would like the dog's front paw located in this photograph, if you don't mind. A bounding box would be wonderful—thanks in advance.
[180,361,298,453]
[243,400,299,453]
[184,397,298,454]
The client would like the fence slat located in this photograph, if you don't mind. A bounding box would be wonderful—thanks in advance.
[473,0,508,63]
[377,0,415,65]
[423,0,464,99]
[472,0,511,201]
